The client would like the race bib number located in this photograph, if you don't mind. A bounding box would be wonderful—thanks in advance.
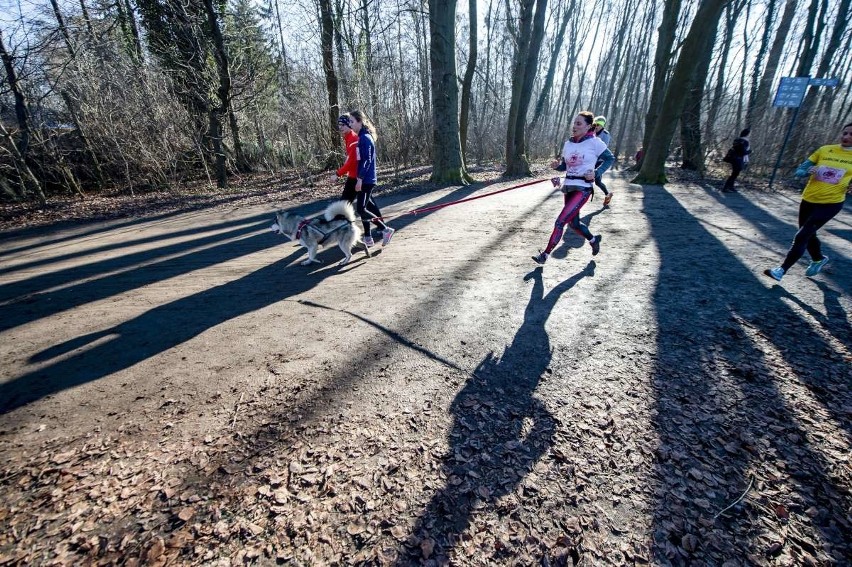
[814,166,845,184]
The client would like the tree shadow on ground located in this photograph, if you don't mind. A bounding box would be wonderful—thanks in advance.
[694,180,850,295]
[396,262,595,564]
[0,181,507,413]
[643,185,852,563]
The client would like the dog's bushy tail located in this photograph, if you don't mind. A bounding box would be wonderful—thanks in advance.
[324,200,357,222]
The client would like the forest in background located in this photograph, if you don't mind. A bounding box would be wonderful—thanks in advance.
[0,0,850,203]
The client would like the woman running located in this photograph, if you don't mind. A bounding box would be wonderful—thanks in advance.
[533,111,614,265]
[349,109,394,247]
[765,122,852,281]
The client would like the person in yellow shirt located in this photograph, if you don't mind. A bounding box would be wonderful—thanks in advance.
[765,122,852,281]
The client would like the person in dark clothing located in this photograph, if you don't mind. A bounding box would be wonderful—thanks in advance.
[350,109,394,247]
[722,128,751,192]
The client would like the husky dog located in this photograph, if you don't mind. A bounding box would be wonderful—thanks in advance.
[273,200,368,266]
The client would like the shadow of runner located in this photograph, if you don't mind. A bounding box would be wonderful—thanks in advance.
[397,262,595,564]
[643,186,852,563]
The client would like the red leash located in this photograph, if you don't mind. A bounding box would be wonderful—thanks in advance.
[377,178,549,222]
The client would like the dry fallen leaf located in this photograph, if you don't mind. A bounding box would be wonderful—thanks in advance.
[420,538,435,559]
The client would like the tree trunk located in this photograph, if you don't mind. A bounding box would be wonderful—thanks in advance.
[680,25,717,172]
[635,0,731,184]
[746,0,776,125]
[747,0,797,128]
[319,0,341,157]
[204,0,248,178]
[642,0,682,155]
[428,0,472,184]
[529,0,572,129]
[459,0,477,163]
[504,0,548,176]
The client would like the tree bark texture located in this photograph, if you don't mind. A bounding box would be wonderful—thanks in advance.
[428,0,471,184]
[459,0,478,163]
[636,0,731,184]
[319,0,341,155]
[504,0,548,176]
[642,0,682,155]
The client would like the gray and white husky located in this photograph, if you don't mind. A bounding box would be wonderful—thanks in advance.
[273,200,369,266]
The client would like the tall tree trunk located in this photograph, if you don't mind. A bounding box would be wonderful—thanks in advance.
[204,0,251,178]
[642,0,682,155]
[746,0,776,124]
[203,0,233,185]
[704,2,738,147]
[529,0,572,129]
[319,0,341,155]
[504,0,548,176]
[428,0,471,184]
[636,0,731,184]
[459,0,477,163]
[747,0,797,128]
[680,25,717,172]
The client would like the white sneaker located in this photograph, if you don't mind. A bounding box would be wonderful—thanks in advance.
[363,236,375,248]
[381,227,395,246]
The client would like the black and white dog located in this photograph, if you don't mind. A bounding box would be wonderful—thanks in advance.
[273,200,369,266]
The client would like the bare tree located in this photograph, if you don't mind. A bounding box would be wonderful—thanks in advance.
[0,30,45,202]
[504,0,548,176]
[636,0,732,184]
[319,0,341,156]
[459,0,477,163]
[428,0,471,184]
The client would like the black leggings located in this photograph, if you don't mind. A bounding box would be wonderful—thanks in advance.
[723,161,743,190]
[355,183,387,233]
[341,178,385,233]
[781,200,844,271]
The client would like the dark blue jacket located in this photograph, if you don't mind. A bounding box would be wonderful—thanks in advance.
[357,130,377,184]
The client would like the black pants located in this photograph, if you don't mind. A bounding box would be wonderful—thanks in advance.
[781,200,844,271]
[341,178,385,234]
[723,161,743,190]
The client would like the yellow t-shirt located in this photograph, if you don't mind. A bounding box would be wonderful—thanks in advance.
[802,144,852,204]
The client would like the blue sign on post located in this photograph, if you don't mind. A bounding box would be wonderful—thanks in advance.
[809,77,839,87]
[772,77,810,108]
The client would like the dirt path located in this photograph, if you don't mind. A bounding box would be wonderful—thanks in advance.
[1,174,850,565]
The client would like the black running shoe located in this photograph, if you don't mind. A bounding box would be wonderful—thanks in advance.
[590,235,602,256]
[532,251,548,265]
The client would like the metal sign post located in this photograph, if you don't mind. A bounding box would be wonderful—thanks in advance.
[768,76,839,188]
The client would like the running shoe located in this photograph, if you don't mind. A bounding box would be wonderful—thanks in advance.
[363,236,375,248]
[764,266,784,281]
[603,193,613,206]
[590,234,602,256]
[381,227,395,246]
[532,251,548,265]
[805,256,829,277]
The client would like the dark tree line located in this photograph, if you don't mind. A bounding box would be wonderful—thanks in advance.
[0,0,850,202]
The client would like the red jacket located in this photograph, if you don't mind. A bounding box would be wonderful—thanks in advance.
[337,131,358,178]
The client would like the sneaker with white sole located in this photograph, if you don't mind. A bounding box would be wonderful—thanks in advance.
[805,256,829,277]
[764,266,784,281]
[532,251,548,265]
[363,236,375,248]
[603,193,613,206]
[381,227,395,246]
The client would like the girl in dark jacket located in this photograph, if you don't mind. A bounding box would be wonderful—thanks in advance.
[350,110,394,247]
[722,128,751,192]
